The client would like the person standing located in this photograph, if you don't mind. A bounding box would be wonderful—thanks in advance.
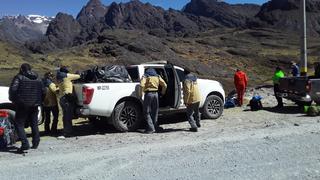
[183,69,201,132]
[140,68,167,134]
[272,67,285,108]
[56,66,80,138]
[42,72,59,135]
[234,69,248,106]
[291,61,300,77]
[9,63,44,152]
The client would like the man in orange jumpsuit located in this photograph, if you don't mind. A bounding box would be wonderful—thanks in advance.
[234,69,248,106]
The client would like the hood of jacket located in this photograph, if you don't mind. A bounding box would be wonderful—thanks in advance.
[20,70,38,80]
[56,71,67,81]
[185,73,197,82]
[144,68,158,77]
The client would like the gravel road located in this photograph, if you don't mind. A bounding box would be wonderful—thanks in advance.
[1,87,320,180]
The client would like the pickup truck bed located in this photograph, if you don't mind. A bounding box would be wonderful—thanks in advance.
[279,76,320,105]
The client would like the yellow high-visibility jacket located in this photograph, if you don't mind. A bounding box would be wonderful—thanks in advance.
[58,73,80,98]
[140,76,167,96]
[183,76,201,105]
[43,82,58,107]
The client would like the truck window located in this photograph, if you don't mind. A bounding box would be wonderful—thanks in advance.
[175,68,185,82]
[126,67,140,82]
[144,67,168,82]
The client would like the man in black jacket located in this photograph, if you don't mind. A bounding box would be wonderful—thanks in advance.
[9,63,44,152]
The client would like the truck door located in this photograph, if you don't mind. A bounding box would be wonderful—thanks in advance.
[164,63,182,108]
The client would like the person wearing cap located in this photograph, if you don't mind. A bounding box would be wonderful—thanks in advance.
[234,69,248,106]
[272,66,285,108]
[140,68,167,134]
[56,66,80,138]
[9,63,44,152]
[42,72,59,135]
[291,61,300,77]
[183,69,201,132]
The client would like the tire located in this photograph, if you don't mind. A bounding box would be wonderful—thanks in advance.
[0,103,15,111]
[202,95,224,119]
[112,101,142,132]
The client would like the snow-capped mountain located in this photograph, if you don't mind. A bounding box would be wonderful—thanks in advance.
[0,14,55,44]
[26,15,54,24]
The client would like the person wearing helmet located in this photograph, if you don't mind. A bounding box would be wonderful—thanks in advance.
[56,66,80,138]
[291,61,300,77]
[140,68,167,134]
[183,69,201,132]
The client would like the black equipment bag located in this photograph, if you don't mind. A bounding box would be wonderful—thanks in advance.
[81,65,132,83]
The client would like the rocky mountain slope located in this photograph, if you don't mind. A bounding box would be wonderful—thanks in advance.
[183,0,261,27]
[2,0,320,91]
[256,0,320,36]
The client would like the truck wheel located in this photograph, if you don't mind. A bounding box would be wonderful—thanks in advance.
[112,101,142,132]
[202,95,224,119]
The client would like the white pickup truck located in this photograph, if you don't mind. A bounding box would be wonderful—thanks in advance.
[73,63,225,132]
[0,86,14,110]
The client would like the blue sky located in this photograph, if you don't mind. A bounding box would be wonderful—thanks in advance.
[0,0,268,17]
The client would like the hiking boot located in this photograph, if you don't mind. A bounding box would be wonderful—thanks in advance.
[31,142,39,149]
[190,128,198,132]
[196,122,201,128]
[155,126,164,133]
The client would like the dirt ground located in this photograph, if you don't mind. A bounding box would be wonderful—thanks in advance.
[1,87,320,180]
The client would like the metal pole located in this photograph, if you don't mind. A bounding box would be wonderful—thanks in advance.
[300,0,308,76]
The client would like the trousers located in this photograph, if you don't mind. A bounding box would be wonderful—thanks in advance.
[236,85,245,106]
[143,92,159,132]
[43,105,59,132]
[59,96,74,135]
[186,102,200,128]
[15,105,40,148]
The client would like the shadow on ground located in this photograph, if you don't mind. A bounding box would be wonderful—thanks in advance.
[35,113,190,138]
[263,106,304,114]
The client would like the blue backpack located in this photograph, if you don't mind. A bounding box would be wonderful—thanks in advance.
[249,95,263,111]
[224,98,237,108]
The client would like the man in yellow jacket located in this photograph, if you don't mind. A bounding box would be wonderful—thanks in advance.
[140,68,167,134]
[56,66,80,138]
[42,72,59,134]
[183,69,201,132]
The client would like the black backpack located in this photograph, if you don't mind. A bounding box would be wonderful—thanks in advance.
[249,96,263,111]
[0,110,16,149]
